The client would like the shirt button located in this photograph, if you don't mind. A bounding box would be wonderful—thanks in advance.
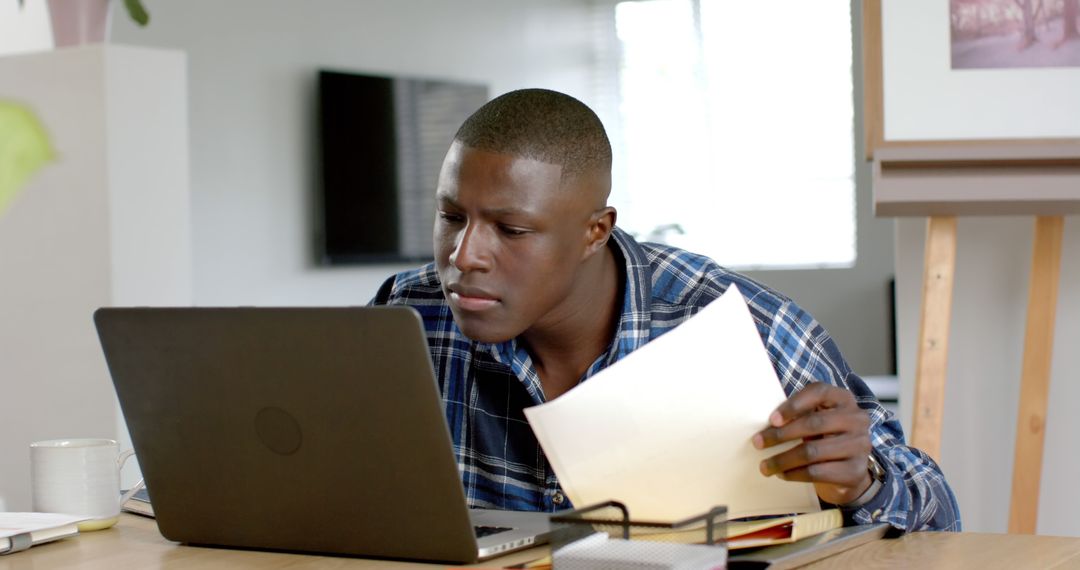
[552,491,565,506]
[871,509,883,520]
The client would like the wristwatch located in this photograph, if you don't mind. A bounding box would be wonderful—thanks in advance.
[844,453,886,508]
[867,453,886,482]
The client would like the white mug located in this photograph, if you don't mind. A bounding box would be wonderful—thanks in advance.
[30,438,144,531]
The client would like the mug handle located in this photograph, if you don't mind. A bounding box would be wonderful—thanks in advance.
[117,449,145,505]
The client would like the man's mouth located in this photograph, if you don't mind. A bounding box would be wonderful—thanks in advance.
[447,285,500,312]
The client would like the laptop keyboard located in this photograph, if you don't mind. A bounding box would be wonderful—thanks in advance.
[474,525,512,538]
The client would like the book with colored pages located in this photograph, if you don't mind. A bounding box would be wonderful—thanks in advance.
[725,509,843,549]
[0,512,88,555]
[625,508,843,550]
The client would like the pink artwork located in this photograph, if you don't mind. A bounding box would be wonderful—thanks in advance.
[950,0,1080,68]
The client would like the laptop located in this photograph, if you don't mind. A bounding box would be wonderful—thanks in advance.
[94,306,552,563]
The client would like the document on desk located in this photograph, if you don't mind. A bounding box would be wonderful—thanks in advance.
[524,285,821,522]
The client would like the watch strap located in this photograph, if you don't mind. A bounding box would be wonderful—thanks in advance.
[842,454,886,508]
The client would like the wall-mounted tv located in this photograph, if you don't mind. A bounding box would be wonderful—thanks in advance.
[317,70,488,264]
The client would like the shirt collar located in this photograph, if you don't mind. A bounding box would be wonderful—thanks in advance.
[481,226,654,398]
[605,226,654,363]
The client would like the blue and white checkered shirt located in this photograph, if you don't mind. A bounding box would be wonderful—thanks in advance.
[371,227,960,531]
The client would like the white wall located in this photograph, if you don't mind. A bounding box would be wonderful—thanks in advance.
[0,0,907,511]
[0,45,191,511]
[0,0,51,55]
[896,217,1080,535]
[110,0,598,308]
[108,0,899,375]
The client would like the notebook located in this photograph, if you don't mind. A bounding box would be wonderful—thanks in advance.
[0,513,88,555]
[94,306,551,563]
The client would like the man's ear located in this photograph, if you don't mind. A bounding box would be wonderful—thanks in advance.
[583,207,617,260]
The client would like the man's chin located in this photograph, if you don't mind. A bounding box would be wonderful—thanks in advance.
[452,314,518,344]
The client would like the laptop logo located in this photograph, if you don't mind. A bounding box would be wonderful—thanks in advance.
[254,406,303,455]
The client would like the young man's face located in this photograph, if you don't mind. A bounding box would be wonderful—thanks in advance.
[434,142,596,343]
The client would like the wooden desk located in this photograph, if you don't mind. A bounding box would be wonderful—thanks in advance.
[0,514,545,569]
[802,531,1080,569]
[4,514,1080,569]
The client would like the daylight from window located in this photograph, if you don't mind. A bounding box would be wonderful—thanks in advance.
[609,0,856,269]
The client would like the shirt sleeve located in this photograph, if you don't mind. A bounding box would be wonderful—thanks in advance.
[765,300,962,532]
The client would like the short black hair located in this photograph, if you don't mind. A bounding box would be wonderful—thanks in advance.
[453,88,612,178]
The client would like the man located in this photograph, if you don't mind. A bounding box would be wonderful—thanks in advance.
[372,89,960,531]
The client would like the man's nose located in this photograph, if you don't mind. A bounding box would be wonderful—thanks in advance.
[450,223,492,272]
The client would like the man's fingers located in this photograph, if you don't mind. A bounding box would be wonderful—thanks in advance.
[769,457,867,486]
[754,383,876,502]
[756,407,870,449]
[769,382,855,427]
[759,433,871,478]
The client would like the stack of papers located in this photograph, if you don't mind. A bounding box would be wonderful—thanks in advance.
[553,532,727,570]
[524,285,821,521]
[0,512,88,555]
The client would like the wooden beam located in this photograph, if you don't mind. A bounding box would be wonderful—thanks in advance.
[862,0,884,162]
[1008,216,1065,534]
[910,216,957,461]
[871,142,1080,218]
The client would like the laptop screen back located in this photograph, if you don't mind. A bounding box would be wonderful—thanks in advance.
[95,306,481,562]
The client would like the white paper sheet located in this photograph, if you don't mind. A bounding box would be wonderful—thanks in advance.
[524,285,821,521]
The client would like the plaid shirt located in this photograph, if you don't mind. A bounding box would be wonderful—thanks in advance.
[371,227,960,532]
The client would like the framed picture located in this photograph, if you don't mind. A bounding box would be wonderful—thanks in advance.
[862,0,1080,160]
[950,0,1080,70]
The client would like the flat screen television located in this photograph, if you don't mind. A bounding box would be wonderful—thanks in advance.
[317,70,488,264]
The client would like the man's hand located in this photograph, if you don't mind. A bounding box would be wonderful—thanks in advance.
[752,382,874,506]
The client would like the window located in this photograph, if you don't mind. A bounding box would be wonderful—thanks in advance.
[595,0,856,269]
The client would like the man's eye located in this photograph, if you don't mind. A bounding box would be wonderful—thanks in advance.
[498,225,528,237]
[438,212,464,224]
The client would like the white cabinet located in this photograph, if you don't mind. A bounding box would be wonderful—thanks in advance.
[0,45,191,510]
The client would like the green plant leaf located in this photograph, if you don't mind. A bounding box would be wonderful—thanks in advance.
[124,0,150,26]
[0,101,55,217]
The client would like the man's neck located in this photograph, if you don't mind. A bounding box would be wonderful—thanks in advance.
[520,244,622,401]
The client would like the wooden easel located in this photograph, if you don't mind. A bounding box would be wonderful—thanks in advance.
[1010,216,1065,533]
[908,213,1063,534]
[873,145,1077,536]
[863,0,1080,534]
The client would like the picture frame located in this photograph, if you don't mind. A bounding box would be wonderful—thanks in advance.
[861,0,1080,161]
